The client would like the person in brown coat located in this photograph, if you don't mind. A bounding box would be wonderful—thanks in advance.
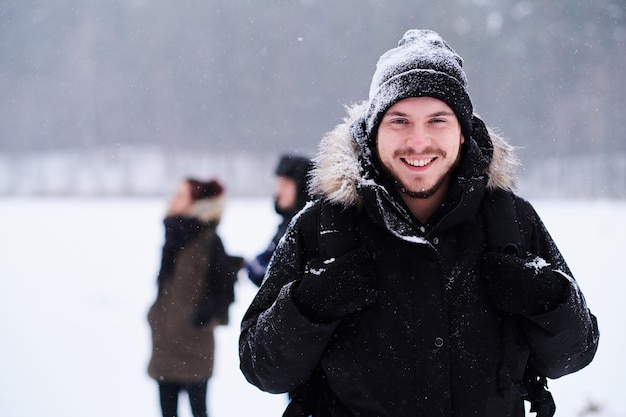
[148,178,242,417]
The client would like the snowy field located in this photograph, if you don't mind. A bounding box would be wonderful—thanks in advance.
[0,197,624,417]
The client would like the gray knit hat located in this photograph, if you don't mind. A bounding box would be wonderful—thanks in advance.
[357,29,473,143]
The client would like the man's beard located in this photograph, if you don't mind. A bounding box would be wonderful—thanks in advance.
[398,172,451,199]
[274,197,294,217]
[393,143,463,200]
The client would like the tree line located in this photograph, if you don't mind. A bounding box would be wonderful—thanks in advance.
[1,0,624,197]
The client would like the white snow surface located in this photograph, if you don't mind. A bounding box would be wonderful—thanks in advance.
[0,197,623,417]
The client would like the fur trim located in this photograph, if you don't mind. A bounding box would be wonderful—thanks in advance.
[310,103,519,208]
[186,195,226,223]
[485,126,519,191]
[309,104,365,208]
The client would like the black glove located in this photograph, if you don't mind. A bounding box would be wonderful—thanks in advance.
[191,297,229,328]
[191,309,212,328]
[292,247,378,323]
[482,252,568,315]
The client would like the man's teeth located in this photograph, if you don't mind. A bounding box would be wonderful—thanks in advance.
[405,158,433,167]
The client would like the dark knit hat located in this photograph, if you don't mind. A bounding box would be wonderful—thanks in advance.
[186,178,224,201]
[275,154,312,182]
[275,154,313,213]
[359,29,473,142]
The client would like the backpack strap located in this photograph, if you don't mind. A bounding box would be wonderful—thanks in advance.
[525,368,557,417]
[299,199,360,260]
[483,189,555,417]
[318,201,360,259]
[285,200,359,417]
[483,189,522,256]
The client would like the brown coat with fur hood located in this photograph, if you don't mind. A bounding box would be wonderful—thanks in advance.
[148,196,229,383]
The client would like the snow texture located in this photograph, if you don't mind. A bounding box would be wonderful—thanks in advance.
[369,29,467,100]
[525,255,550,273]
[0,197,623,417]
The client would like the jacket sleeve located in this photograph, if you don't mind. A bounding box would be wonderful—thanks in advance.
[239,204,340,394]
[515,198,600,379]
[244,247,273,287]
[245,218,291,287]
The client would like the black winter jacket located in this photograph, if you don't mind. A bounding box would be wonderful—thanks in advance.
[239,104,599,417]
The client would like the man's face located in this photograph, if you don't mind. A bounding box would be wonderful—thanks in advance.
[376,96,464,201]
[275,176,298,212]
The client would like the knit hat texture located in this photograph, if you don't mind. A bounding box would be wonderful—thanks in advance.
[275,154,311,181]
[360,29,473,142]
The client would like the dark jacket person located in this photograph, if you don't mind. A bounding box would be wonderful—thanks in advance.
[245,154,312,286]
[239,29,599,417]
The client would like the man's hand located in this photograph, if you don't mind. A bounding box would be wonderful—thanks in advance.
[292,247,378,323]
[482,252,568,315]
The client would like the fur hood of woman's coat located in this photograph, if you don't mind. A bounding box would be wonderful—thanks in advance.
[187,194,226,224]
[308,102,520,209]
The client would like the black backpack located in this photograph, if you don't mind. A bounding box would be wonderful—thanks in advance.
[196,234,243,326]
[286,190,556,417]
[483,190,556,417]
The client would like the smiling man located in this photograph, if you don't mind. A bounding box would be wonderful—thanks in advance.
[239,29,599,417]
[377,96,465,221]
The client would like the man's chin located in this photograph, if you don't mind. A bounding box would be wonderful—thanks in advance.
[401,186,437,199]
[398,177,448,200]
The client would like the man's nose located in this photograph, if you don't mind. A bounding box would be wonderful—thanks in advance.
[406,125,430,147]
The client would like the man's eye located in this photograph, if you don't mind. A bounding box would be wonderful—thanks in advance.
[391,119,407,125]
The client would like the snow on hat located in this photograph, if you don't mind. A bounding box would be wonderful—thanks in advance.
[360,29,473,142]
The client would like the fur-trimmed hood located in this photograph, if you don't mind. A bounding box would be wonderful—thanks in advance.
[186,194,226,224]
[309,102,519,209]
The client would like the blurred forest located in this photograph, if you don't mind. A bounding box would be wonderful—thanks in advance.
[0,0,625,197]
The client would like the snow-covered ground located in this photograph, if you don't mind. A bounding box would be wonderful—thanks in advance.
[0,197,623,417]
